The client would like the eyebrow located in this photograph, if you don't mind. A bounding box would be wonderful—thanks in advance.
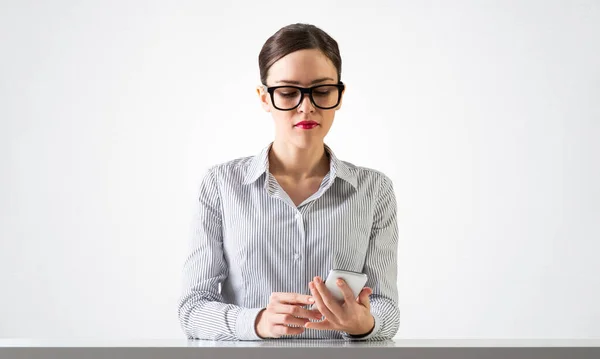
[275,77,336,85]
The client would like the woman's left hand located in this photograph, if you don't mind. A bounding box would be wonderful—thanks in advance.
[304,276,375,336]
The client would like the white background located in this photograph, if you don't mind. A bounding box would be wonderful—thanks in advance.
[1,0,599,339]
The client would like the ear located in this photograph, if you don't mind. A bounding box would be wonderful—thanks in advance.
[256,85,271,113]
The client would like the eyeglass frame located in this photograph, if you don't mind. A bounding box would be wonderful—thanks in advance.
[262,82,345,111]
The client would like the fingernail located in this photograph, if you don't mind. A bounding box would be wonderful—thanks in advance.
[336,279,343,286]
[308,297,315,303]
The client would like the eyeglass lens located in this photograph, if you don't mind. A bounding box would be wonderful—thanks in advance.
[272,85,340,109]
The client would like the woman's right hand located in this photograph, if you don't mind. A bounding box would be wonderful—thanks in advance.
[255,292,324,338]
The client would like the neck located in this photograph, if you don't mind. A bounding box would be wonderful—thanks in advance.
[269,140,330,181]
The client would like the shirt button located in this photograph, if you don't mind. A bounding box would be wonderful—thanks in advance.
[293,253,300,260]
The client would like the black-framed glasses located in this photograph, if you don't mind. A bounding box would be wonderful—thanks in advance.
[263,82,345,111]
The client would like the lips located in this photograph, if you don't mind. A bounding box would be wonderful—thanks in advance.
[295,121,319,130]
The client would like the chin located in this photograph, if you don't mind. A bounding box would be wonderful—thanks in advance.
[290,135,324,149]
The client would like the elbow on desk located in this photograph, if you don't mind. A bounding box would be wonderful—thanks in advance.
[177,296,240,341]
[372,301,401,341]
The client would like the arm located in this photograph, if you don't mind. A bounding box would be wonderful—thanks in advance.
[177,167,263,340]
[343,175,400,340]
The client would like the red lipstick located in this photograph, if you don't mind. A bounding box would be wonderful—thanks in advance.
[295,121,319,130]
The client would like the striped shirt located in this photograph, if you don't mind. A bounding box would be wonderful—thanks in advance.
[178,142,400,340]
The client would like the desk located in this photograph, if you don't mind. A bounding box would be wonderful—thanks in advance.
[0,339,598,359]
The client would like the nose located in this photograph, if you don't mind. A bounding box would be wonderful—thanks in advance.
[297,92,315,113]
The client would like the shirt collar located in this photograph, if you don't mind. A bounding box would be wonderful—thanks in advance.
[242,142,358,189]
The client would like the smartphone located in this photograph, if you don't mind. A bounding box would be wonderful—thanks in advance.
[310,269,368,308]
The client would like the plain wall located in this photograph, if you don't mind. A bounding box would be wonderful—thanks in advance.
[1,0,599,339]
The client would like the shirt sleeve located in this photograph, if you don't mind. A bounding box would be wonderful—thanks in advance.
[342,174,400,340]
[177,166,265,341]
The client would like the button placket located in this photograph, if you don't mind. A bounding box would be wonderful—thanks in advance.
[295,211,304,237]
[296,213,305,262]
[293,209,309,294]
[294,210,306,295]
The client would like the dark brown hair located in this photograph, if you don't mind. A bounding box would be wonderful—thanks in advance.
[258,23,342,85]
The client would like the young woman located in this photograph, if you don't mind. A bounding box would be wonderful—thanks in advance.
[178,23,399,341]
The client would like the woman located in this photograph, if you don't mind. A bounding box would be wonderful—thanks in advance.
[178,23,399,341]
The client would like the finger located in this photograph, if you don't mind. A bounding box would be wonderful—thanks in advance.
[304,318,334,331]
[273,324,305,336]
[271,313,311,327]
[309,280,335,320]
[305,305,324,320]
[336,278,357,304]
[271,292,315,305]
[357,287,373,309]
[309,308,324,320]
[313,276,344,317]
[271,303,323,320]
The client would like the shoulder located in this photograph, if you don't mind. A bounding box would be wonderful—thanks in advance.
[336,158,396,206]
[341,159,394,187]
[205,155,254,177]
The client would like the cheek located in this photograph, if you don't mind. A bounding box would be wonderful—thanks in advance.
[271,112,294,128]
[320,114,336,130]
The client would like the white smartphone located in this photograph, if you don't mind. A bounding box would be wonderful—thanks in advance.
[310,269,368,308]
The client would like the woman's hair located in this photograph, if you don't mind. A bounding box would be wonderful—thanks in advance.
[258,23,342,85]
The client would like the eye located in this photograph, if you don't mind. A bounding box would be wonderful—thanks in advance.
[313,90,330,96]
[274,88,300,98]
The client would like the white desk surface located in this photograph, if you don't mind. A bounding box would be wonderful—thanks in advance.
[1,338,598,347]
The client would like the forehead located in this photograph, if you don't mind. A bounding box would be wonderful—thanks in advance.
[267,48,337,85]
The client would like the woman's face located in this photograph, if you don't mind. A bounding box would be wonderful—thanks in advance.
[258,48,344,150]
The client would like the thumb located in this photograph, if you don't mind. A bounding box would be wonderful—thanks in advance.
[357,287,373,307]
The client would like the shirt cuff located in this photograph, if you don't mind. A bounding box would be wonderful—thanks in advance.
[343,313,382,341]
[235,307,265,341]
